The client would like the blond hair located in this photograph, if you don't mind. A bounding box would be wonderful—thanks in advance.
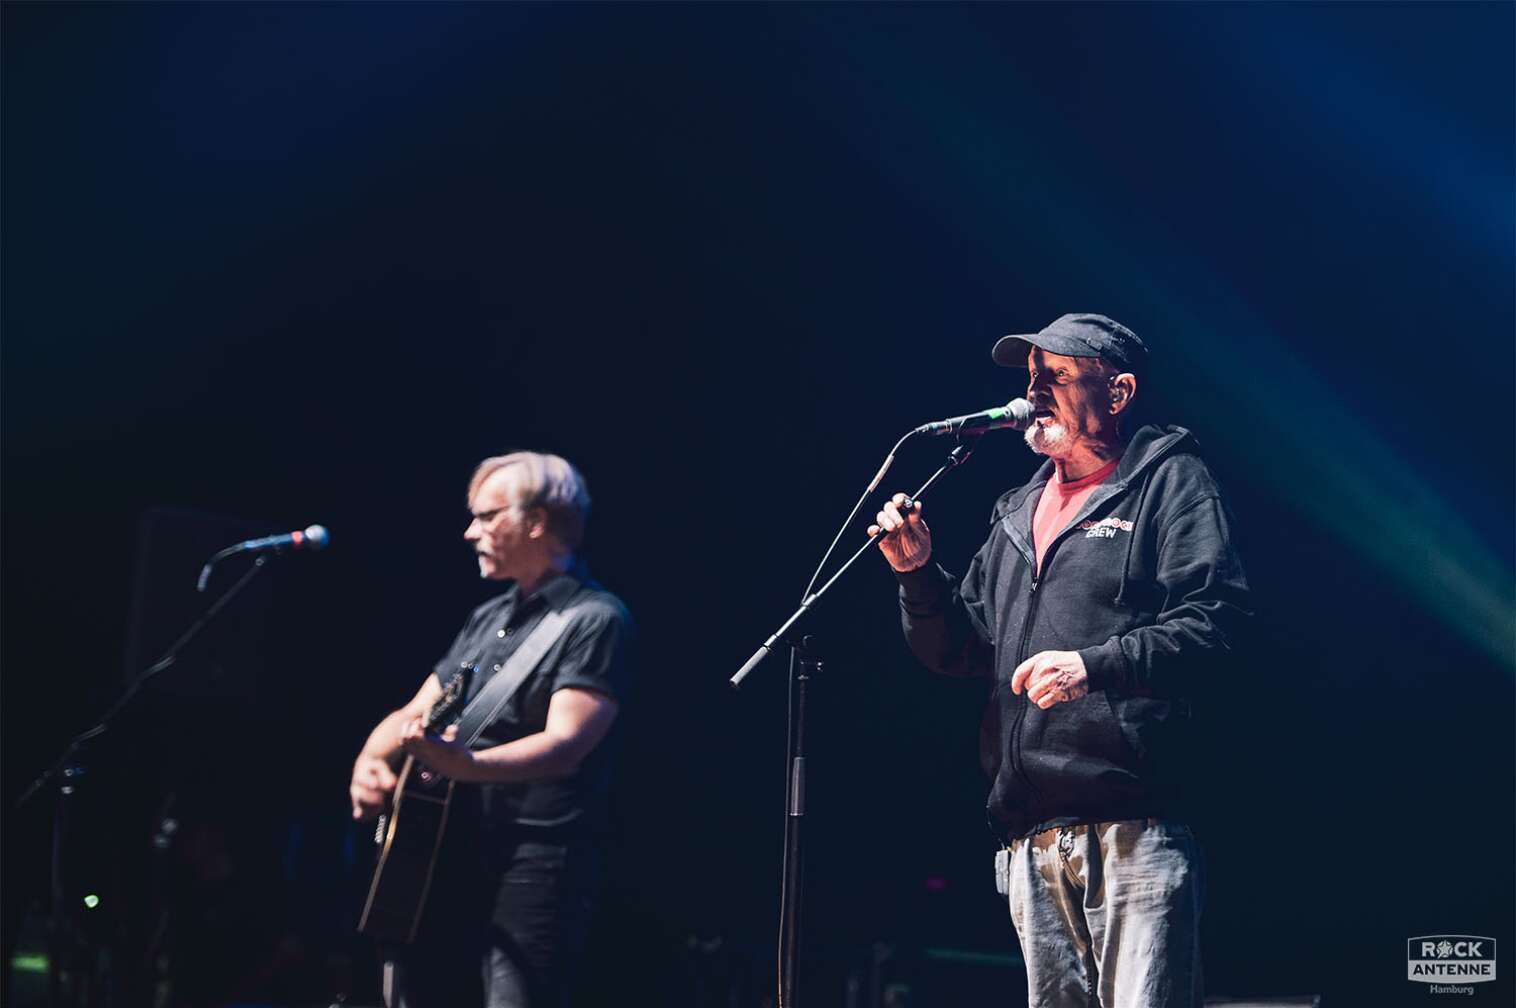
[468,452,592,550]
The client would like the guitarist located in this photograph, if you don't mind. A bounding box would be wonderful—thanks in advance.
[349,451,633,1008]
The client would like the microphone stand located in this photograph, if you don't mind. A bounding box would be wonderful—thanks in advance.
[730,434,983,1008]
[17,553,273,1005]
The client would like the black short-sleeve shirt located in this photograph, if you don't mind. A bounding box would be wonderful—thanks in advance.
[432,564,633,830]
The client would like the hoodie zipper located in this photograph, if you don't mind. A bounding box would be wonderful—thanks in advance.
[1004,479,1122,821]
[1006,574,1045,811]
[1008,488,1113,816]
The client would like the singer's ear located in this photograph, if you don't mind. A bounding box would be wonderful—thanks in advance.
[523,505,548,539]
[1109,373,1137,415]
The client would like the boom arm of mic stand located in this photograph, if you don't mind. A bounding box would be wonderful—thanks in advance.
[17,556,272,809]
[729,437,980,689]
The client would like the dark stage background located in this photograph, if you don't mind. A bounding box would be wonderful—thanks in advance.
[3,4,1512,1007]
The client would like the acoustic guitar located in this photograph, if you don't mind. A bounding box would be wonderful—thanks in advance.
[358,665,470,944]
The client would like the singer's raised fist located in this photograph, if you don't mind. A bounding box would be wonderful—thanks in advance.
[870,493,932,573]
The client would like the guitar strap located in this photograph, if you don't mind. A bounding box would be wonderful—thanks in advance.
[452,605,577,747]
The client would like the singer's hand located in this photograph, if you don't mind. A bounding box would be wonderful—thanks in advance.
[869,493,932,573]
[1011,650,1090,709]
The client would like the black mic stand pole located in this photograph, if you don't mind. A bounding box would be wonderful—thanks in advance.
[18,554,273,1006]
[730,435,982,1008]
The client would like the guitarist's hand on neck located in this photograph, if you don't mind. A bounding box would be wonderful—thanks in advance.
[399,721,478,781]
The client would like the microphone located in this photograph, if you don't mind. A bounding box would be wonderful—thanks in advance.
[227,525,330,555]
[912,398,1034,437]
[197,525,330,591]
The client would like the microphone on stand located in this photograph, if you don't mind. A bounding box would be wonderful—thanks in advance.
[198,525,330,591]
[224,525,330,555]
[912,398,1034,437]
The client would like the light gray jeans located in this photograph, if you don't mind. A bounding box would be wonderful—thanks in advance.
[1005,818,1203,1008]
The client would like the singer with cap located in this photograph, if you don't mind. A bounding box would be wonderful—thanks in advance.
[872,314,1251,1008]
[348,451,633,1008]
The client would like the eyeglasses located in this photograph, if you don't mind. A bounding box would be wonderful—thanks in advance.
[468,504,519,525]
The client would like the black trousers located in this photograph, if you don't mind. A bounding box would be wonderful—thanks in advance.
[383,826,601,1008]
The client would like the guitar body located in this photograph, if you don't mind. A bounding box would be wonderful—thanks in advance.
[358,668,469,944]
[358,758,456,943]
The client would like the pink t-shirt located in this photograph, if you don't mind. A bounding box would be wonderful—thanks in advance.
[1031,457,1121,576]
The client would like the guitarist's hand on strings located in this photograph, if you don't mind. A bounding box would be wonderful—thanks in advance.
[350,755,398,822]
[400,718,478,781]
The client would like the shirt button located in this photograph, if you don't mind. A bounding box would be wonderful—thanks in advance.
[497,629,506,638]
[492,663,502,672]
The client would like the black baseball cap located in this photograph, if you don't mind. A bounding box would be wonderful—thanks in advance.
[992,313,1147,375]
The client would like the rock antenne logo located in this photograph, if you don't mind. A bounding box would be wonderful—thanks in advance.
[1407,935,1496,984]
